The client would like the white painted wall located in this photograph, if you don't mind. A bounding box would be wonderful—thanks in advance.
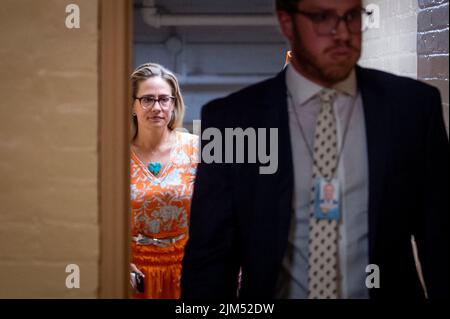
[360,0,419,79]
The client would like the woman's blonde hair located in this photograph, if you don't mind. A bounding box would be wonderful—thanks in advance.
[130,63,185,140]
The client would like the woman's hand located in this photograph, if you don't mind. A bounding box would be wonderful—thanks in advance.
[129,263,145,290]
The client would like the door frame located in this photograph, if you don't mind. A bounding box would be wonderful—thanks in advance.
[98,0,133,298]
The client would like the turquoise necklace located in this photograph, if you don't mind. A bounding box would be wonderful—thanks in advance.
[147,162,161,175]
[133,134,174,177]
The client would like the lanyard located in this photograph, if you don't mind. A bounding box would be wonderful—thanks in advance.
[287,90,358,181]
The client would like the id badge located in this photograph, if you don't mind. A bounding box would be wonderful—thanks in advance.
[314,177,340,220]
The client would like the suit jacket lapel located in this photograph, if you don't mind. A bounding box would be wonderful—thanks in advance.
[356,66,391,297]
[255,70,294,287]
[272,71,295,262]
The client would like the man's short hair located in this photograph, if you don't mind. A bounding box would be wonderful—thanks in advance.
[275,0,301,12]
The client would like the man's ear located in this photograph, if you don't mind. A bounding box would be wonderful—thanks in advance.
[277,11,295,43]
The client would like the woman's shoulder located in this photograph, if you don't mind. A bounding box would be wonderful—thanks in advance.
[174,130,199,162]
[175,130,199,146]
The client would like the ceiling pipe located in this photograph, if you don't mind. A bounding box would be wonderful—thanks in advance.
[141,0,278,28]
[177,75,272,86]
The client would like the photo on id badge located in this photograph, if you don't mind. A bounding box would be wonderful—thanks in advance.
[315,178,340,220]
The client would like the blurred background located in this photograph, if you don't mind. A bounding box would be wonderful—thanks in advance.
[133,0,287,130]
[0,0,448,298]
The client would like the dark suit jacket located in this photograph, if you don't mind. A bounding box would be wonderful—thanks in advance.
[181,66,449,299]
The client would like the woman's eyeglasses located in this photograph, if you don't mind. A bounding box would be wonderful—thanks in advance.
[134,95,175,110]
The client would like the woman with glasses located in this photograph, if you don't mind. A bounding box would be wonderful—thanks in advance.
[129,63,198,299]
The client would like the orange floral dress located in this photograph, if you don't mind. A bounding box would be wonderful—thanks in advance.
[130,131,199,299]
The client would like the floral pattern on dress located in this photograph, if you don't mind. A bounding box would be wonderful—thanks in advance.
[130,131,199,237]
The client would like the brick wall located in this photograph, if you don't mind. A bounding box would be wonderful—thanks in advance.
[417,0,449,132]
[0,0,99,298]
[360,0,449,133]
[360,0,419,79]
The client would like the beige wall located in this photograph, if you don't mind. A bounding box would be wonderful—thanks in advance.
[0,0,99,298]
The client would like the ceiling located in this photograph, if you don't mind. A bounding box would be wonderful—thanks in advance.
[133,0,276,14]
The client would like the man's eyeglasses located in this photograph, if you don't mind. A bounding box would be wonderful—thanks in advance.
[289,7,373,36]
[134,95,175,109]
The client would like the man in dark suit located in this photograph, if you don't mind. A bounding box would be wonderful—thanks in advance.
[181,0,449,299]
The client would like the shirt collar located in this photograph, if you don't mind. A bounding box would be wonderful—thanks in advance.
[286,63,357,107]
